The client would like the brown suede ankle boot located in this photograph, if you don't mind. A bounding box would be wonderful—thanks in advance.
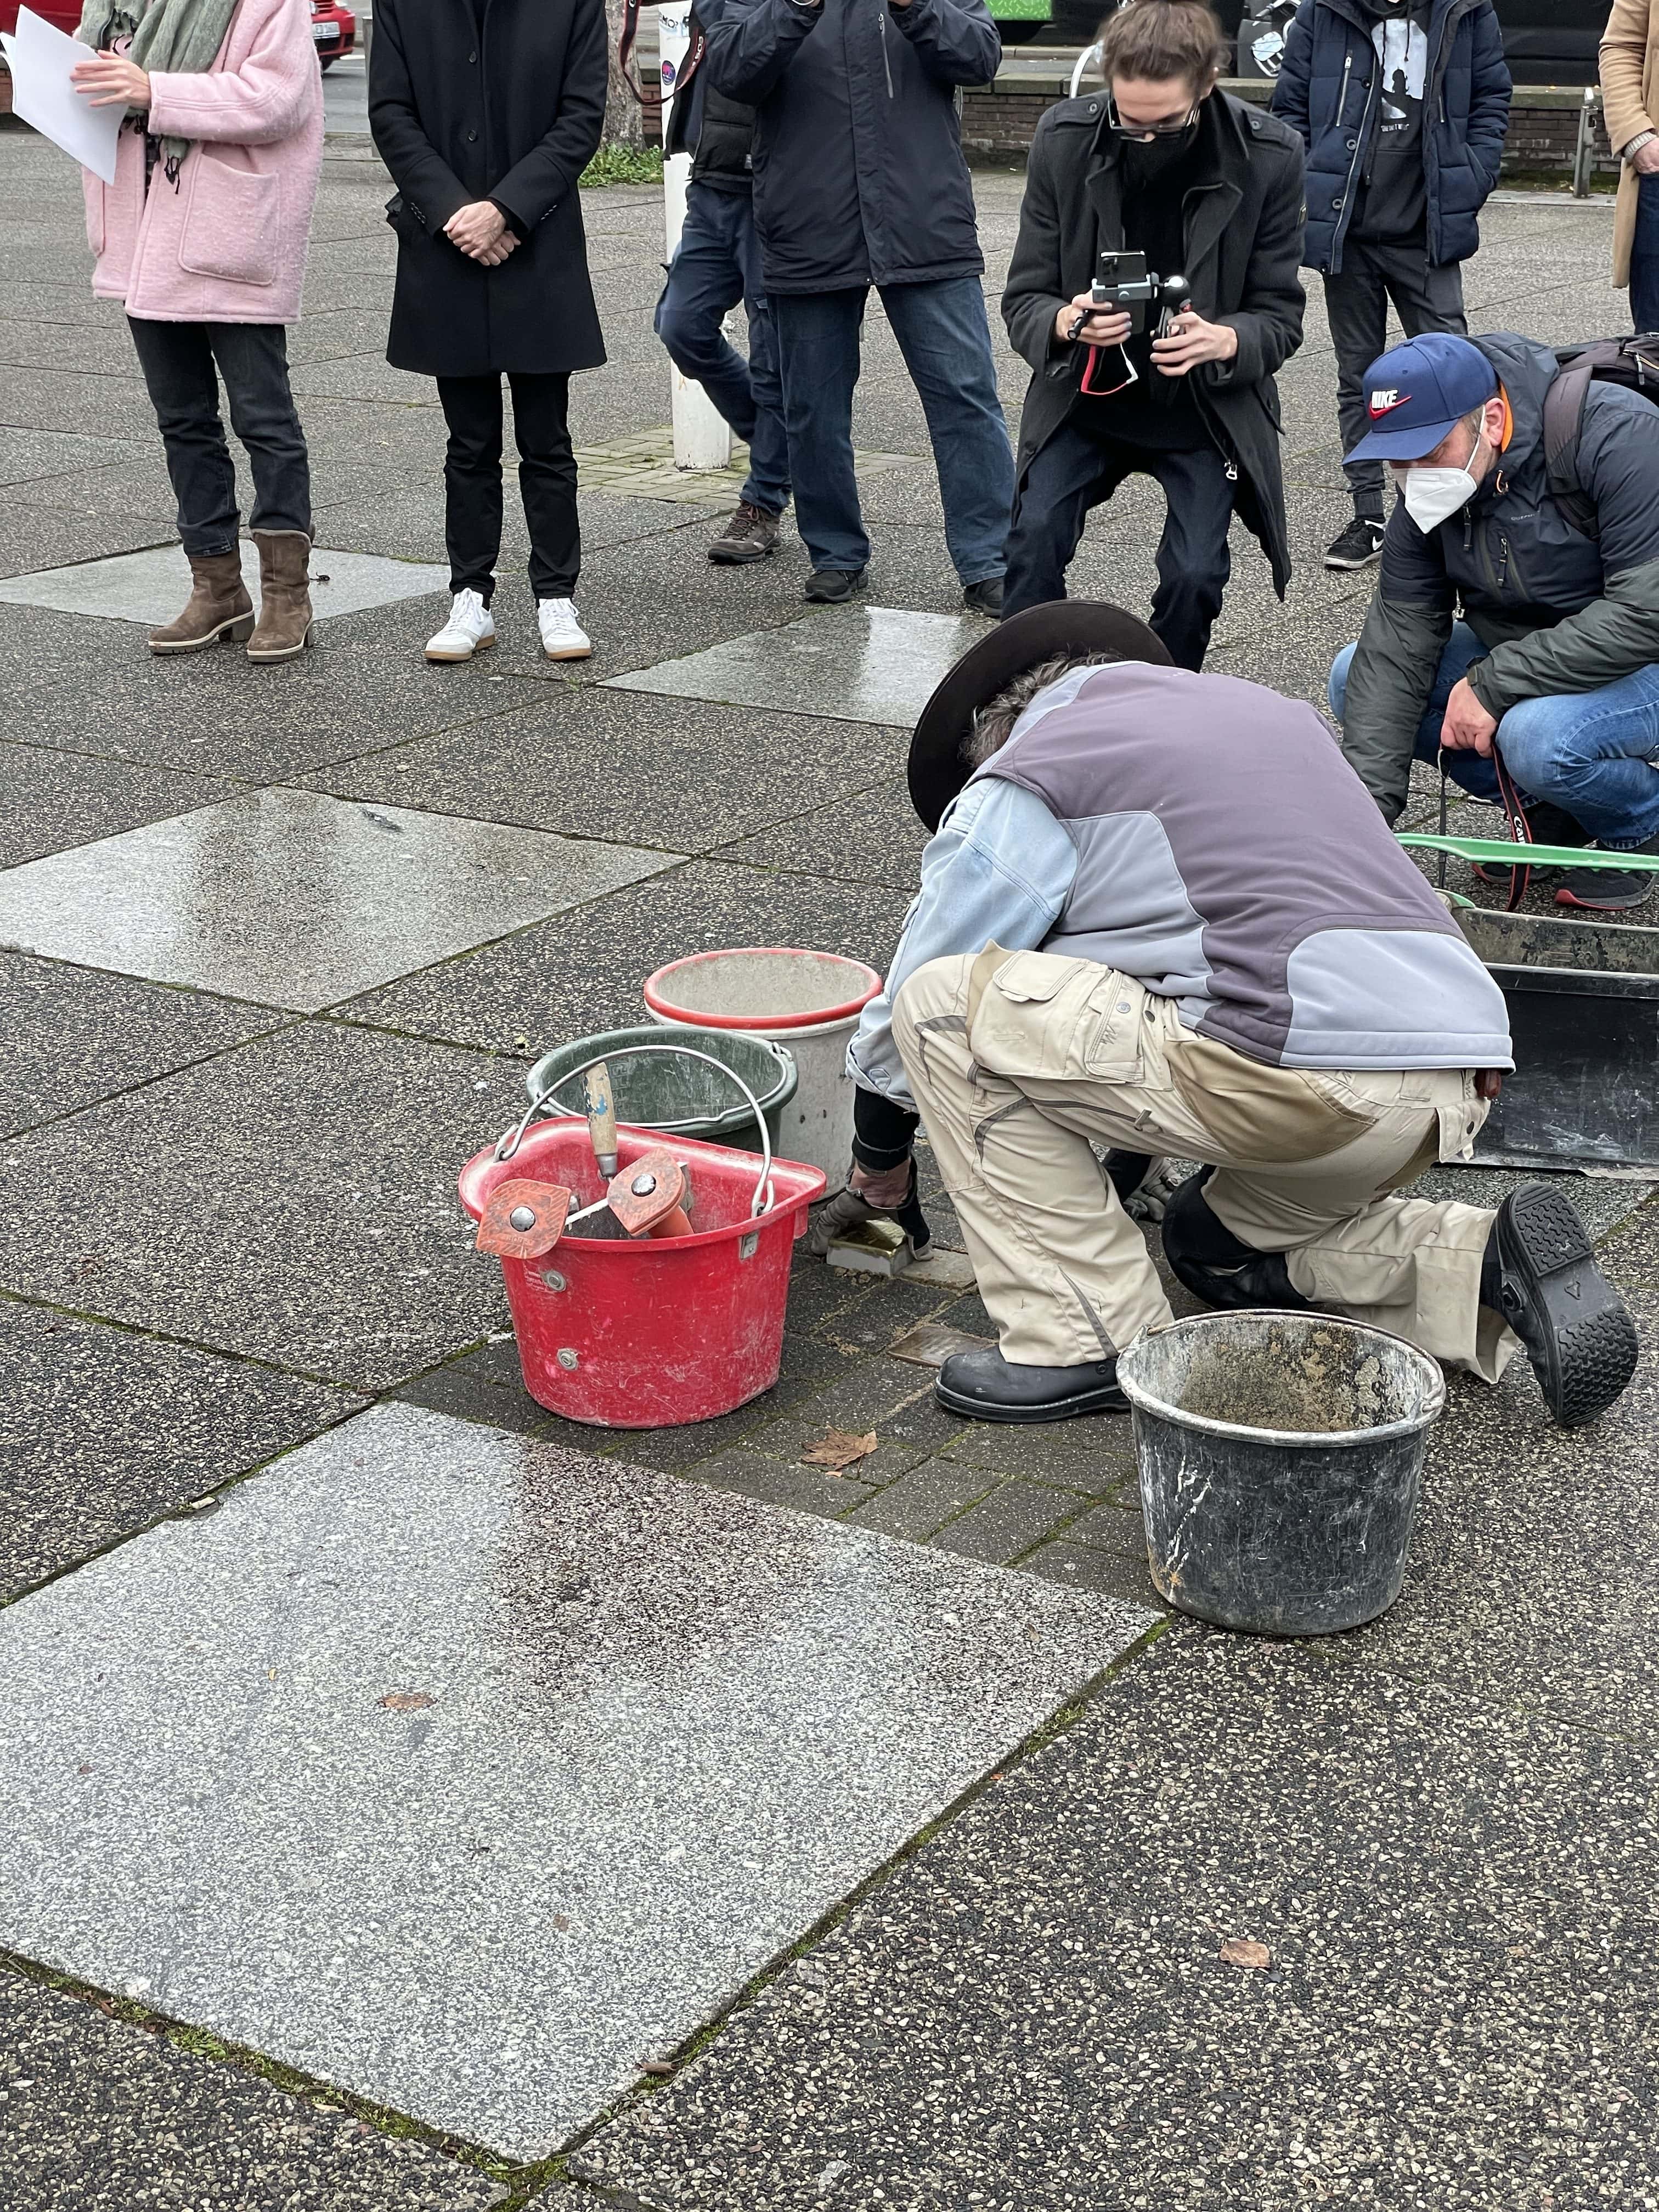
[246,529,314,663]
[147,550,254,656]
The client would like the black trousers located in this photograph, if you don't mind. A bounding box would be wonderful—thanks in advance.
[126,316,311,555]
[1002,418,1233,672]
[1323,236,1466,516]
[435,371,579,603]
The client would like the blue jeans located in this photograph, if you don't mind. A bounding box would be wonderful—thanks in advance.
[1631,173,1659,336]
[771,278,1013,583]
[1329,622,1659,847]
[127,315,311,554]
[654,183,789,516]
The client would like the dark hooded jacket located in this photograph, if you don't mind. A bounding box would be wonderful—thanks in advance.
[1001,89,1307,598]
[1339,332,1659,821]
[702,0,1000,292]
[1271,0,1511,274]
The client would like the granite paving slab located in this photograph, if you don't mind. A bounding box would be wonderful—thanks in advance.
[0,426,147,490]
[0,1022,518,1389]
[0,740,235,868]
[0,787,673,1010]
[0,544,450,627]
[0,950,280,1137]
[0,1402,1148,2158]
[713,775,930,889]
[0,1301,362,1599]
[606,607,988,729]
[577,1630,1659,2212]
[0,1969,504,2212]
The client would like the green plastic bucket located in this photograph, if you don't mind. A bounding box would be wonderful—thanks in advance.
[524,1025,798,1154]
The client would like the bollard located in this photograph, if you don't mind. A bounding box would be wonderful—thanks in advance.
[1573,85,1601,200]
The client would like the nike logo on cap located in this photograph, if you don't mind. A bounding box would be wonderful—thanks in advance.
[1368,388,1409,415]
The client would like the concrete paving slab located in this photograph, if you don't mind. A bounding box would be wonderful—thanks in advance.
[0,1402,1147,2158]
[0,1022,519,1389]
[576,1630,1659,2212]
[0,949,279,1137]
[0,739,234,867]
[0,1301,362,1599]
[0,544,450,628]
[607,606,988,729]
[0,1969,504,2212]
[0,425,146,490]
[713,775,929,889]
[0,787,673,1011]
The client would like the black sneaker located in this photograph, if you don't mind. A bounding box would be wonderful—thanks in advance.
[935,1346,1127,1423]
[1471,800,1589,887]
[709,501,781,566]
[1484,1183,1638,1426]
[962,576,1004,617]
[804,567,866,605]
[1325,517,1386,569]
[1553,831,1659,911]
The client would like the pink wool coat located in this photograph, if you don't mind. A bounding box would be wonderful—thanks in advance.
[82,0,324,325]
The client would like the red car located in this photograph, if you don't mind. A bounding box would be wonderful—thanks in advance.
[0,0,79,111]
[309,0,354,72]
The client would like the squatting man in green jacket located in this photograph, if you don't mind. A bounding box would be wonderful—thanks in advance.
[811,601,1638,1433]
[1328,330,1659,911]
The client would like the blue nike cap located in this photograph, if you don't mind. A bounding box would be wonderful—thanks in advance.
[1344,332,1500,462]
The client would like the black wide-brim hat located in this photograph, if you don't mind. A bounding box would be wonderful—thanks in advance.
[906,599,1171,831]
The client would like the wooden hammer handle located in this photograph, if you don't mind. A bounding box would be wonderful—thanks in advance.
[583,1060,619,1177]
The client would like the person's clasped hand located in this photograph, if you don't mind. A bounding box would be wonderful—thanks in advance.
[1056,293,1132,350]
[1150,307,1239,376]
[70,50,150,108]
[445,201,517,266]
[1440,675,1500,755]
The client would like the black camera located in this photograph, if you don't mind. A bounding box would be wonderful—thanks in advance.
[1090,251,1192,337]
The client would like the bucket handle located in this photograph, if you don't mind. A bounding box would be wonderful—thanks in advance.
[494,1043,776,1219]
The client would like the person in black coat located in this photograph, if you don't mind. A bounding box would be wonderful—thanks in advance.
[370,0,608,664]
[1001,0,1306,670]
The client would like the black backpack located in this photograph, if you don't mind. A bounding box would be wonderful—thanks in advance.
[1541,334,1659,539]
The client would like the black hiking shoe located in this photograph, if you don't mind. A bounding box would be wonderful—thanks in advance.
[936,1346,1126,1423]
[962,576,1004,616]
[1471,800,1589,887]
[804,567,866,605]
[1484,1183,1638,1427]
[1553,830,1659,911]
[709,501,781,566]
[1324,516,1386,570]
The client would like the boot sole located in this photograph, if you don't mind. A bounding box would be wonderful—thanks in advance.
[425,631,495,665]
[148,612,255,656]
[934,1375,1127,1424]
[708,543,777,565]
[246,622,316,665]
[1496,1182,1638,1427]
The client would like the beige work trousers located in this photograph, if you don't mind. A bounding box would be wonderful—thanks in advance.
[891,951,1522,1382]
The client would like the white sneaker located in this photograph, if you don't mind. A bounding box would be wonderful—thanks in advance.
[425,589,496,663]
[537,597,591,661]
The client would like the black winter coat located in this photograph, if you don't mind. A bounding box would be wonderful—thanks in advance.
[703,0,1000,292]
[1002,91,1307,596]
[369,0,607,378]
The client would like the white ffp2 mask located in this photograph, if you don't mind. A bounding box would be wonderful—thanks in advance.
[1402,442,1485,534]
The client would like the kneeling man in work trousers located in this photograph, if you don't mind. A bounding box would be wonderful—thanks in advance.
[826,601,1638,1430]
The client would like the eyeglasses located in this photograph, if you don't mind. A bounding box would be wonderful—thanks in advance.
[1105,95,1198,139]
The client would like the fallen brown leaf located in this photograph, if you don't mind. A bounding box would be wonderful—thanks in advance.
[1220,1937,1271,1970]
[378,1691,435,1713]
[801,1428,878,1471]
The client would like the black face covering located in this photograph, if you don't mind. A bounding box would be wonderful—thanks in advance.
[1120,121,1199,182]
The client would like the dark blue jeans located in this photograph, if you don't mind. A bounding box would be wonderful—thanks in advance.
[127,315,311,555]
[771,277,1013,583]
[654,182,789,516]
[1632,172,1659,336]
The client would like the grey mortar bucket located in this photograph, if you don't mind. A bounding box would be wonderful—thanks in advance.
[1116,1311,1446,1636]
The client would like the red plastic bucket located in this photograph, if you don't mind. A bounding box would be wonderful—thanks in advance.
[458,1120,826,1429]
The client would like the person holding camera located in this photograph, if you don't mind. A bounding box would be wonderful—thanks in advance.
[1601,0,1659,333]
[1273,0,1511,573]
[998,0,1306,668]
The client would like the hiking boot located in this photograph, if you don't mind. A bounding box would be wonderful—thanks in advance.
[537,597,591,661]
[1482,1182,1638,1426]
[146,549,253,656]
[1553,830,1659,911]
[246,529,314,663]
[962,575,1004,616]
[1324,516,1386,570]
[1471,800,1588,885]
[804,567,865,605]
[709,501,780,565]
[425,588,495,664]
[935,1346,1126,1424]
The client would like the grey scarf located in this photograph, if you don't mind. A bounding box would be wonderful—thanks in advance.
[77,0,242,179]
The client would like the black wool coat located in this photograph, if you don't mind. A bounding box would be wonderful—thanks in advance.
[1002,91,1307,595]
[369,0,608,379]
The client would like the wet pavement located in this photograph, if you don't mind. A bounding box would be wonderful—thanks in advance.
[2,120,1656,2212]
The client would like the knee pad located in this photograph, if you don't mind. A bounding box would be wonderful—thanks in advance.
[1160,1171,1311,1313]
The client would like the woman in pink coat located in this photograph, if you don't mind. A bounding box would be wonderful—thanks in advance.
[72,0,324,661]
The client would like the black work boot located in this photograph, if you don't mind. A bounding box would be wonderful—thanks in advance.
[936,1346,1126,1423]
[1481,1183,1638,1426]
[1161,1170,1312,1312]
[804,567,866,605]
[962,576,1004,616]
[709,500,781,566]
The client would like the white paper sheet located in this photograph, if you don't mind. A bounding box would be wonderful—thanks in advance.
[0,6,124,185]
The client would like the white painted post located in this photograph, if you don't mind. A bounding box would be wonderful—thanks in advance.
[658,3,732,470]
